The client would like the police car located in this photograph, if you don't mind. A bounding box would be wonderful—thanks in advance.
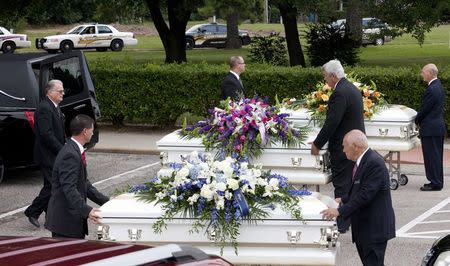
[0,26,31,53]
[185,23,251,49]
[36,24,138,53]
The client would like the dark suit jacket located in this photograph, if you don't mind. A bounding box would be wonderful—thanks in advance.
[339,149,396,245]
[45,139,109,238]
[415,79,446,137]
[313,78,365,162]
[221,72,244,100]
[33,97,66,168]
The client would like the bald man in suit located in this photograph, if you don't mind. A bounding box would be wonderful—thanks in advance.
[221,56,245,101]
[321,130,395,266]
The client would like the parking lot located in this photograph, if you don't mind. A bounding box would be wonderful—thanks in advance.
[0,153,448,265]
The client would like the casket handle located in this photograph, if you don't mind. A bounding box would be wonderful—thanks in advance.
[97,225,111,241]
[207,227,217,242]
[291,157,302,167]
[128,228,142,241]
[378,128,389,137]
[160,152,168,166]
[315,227,339,248]
[286,230,302,244]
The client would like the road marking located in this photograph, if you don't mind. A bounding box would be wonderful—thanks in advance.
[0,162,160,220]
[396,197,450,239]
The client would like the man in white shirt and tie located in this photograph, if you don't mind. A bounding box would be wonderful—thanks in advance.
[221,56,246,101]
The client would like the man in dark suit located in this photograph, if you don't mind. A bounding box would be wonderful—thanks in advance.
[45,114,109,239]
[25,80,66,228]
[311,59,365,232]
[321,130,395,266]
[416,64,446,191]
[221,56,245,100]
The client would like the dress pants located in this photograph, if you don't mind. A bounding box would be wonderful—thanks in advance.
[330,151,353,231]
[421,136,444,188]
[25,165,52,218]
[356,241,387,266]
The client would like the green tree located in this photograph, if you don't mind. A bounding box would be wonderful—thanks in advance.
[199,0,262,49]
[369,0,450,45]
[145,0,203,63]
[95,0,148,24]
[0,0,31,29]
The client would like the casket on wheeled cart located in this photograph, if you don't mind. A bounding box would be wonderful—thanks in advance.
[98,192,340,266]
[281,104,420,190]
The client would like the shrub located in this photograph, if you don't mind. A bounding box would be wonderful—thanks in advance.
[248,34,288,66]
[306,23,360,67]
[89,59,450,129]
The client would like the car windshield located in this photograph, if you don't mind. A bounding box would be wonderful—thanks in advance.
[67,26,85,34]
[186,25,202,33]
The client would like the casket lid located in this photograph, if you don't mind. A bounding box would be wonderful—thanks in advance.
[281,104,417,123]
[100,193,336,221]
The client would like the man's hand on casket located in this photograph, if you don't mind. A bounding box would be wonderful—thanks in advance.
[311,143,320,155]
[320,208,339,220]
[89,208,102,224]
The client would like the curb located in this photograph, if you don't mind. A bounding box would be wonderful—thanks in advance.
[91,148,160,155]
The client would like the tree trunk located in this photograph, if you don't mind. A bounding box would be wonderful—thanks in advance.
[146,0,190,63]
[225,12,242,49]
[346,0,362,46]
[278,2,306,67]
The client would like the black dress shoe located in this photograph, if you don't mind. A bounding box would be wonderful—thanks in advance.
[27,216,40,228]
[423,183,432,187]
[420,186,442,191]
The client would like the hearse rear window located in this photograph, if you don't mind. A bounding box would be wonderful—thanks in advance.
[47,57,83,98]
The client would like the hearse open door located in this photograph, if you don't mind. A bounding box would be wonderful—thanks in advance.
[38,51,101,149]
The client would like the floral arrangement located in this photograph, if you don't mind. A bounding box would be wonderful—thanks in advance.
[130,151,311,253]
[281,74,387,123]
[180,96,307,160]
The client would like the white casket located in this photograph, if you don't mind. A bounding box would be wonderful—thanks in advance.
[98,192,339,265]
[281,104,419,151]
[157,130,332,185]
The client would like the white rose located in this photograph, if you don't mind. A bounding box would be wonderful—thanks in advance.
[227,178,240,190]
[269,178,279,190]
[216,198,225,210]
[257,177,268,186]
[155,192,166,200]
[176,167,189,179]
[216,182,227,191]
[252,169,262,178]
[170,194,177,202]
[188,194,200,205]
[240,162,249,170]
[200,185,214,200]
[225,190,233,200]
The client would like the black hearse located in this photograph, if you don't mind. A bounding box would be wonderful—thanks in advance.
[0,51,100,183]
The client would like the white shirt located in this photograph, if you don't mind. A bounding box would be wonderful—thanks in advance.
[71,137,85,155]
[355,147,370,167]
[428,77,437,86]
[48,96,58,108]
[229,70,240,81]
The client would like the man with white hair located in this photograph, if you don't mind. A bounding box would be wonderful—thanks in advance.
[416,63,445,191]
[321,129,395,266]
[311,59,365,233]
[25,80,66,228]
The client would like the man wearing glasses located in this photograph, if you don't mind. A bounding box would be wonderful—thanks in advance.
[221,56,246,101]
[25,79,66,228]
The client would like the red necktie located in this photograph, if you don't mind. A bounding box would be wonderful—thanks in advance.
[81,151,87,166]
[352,163,358,182]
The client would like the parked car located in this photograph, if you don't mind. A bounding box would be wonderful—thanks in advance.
[185,23,251,49]
[35,24,138,53]
[0,235,233,265]
[421,234,450,266]
[332,17,392,45]
[0,51,100,183]
[0,26,31,53]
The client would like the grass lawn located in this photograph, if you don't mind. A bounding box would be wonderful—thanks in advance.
[17,22,450,68]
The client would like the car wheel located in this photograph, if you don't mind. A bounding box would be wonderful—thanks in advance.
[1,41,16,54]
[96,47,108,52]
[374,38,384,46]
[60,40,74,53]
[110,39,123,52]
[185,38,194,49]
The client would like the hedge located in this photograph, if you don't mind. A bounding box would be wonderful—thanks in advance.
[89,59,450,128]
